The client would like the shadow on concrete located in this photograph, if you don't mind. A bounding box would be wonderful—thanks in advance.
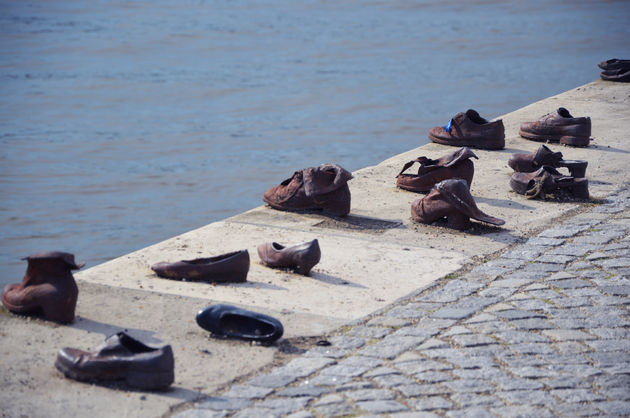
[314,214,404,233]
[309,271,367,288]
[475,196,536,210]
[589,144,630,154]
[70,316,165,345]
[233,280,287,291]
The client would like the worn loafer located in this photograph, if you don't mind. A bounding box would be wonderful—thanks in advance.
[396,147,478,193]
[196,304,284,343]
[428,109,505,150]
[55,332,174,390]
[510,166,589,200]
[519,107,591,147]
[151,250,249,283]
[2,251,84,323]
[257,239,321,275]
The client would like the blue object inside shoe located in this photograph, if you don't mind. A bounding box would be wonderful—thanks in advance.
[444,118,453,133]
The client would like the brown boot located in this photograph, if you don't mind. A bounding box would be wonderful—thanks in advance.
[411,179,505,230]
[519,108,591,147]
[263,164,353,216]
[2,251,83,323]
[428,109,505,150]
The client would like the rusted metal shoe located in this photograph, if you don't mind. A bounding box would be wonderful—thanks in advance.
[428,109,505,150]
[396,147,478,193]
[55,332,174,390]
[196,304,284,343]
[600,68,630,82]
[410,179,505,230]
[508,145,587,177]
[257,239,321,275]
[151,250,249,283]
[263,163,353,216]
[598,58,630,71]
[510,166,589,200]
[1,251,84,323]
[519,107,591,147]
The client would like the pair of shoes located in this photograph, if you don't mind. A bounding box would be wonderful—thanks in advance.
[428,109,505,150]
[410,179,505,230]
[510,166,589,200]
[519,107,591,147]
[508,145,588,178]
[258,239,321,275]
[196,304,284,343]
[151,250,250,283]
[55,332,174,390]
[263,163,353,216]
[2,251,84,323]
[598,58,630,82]
[396,147,478,192]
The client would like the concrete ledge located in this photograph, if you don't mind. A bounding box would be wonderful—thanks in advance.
[1,80,628,417]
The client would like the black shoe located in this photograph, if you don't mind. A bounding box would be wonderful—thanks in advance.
[196,304,284,343]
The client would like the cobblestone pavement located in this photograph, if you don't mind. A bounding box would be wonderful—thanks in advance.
[175,190,630,418]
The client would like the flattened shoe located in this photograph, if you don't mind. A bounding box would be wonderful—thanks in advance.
[428,109,505,150]
[2,251,84,323]
[508,145,587,177]
[598,58,630,71]
[396,147,478,192]
[55,332,175,390]
[151,250,249,283]
[510,166,589,200]
[263,163,353,216]
[600,68,630,82]
[196,304,284,343]
[257,239,321,275]
[519,107,591,147]
[411,179,505,230]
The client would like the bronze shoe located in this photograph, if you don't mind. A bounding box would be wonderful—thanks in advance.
[1,251,84,323]
[151,250,249,283]
[519,107,591,147]
[396,147,477,193]
[55,332,174,390]
[263,163,353,216]
[508,145,587,177]
[428,109,505,150]
[257,239,321,275]
[510,166,589,200]
[411,179,505,230]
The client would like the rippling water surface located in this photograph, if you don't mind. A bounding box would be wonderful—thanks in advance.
[1,0,629,285]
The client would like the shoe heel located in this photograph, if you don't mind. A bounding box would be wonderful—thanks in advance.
[126,369,174,390]
[446,212,471,230]
[569,179,589,199]
[559,160,587,178]
[559,136,590,147]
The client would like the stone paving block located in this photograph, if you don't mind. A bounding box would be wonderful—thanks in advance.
[371,373,416,387]
[476,286,515,298]
[549,403,604,417]
[489,277,537,288]
[337,355,382,369]
[491,405,554,418]
[442,379,494,393]
[409,396,453,411]
[286,412,313,418]
[390,412,440,418]
[449,392,504,408]
[174,410,228,418]
[419,279,484,303]
[363,366,400,378]
[366,316,412,328]
[523,262,564,273]
[467,319,514,334]
[444,406,491,418]
[588,351,630,366]
[328,335,366,350]
[302,346,352,359]
[493,376,544,391]
[449,333,498,347]
[197,397,254,411]
[538,225,587,238]
[307,374,353,387]
[275,384,330,398]
[593,401,630,416]
[590,327,630,339]
[452,367,508,380]
[494,309,544,320]
[346,326,393,339]
[256,397,312,415]
[547,363,602,377]
[397,383,451,397]
[507,317,554,330]
[586,339,630,351]
[541,376,592,389]
[606,387,630,401]
[494,330,551,344]
[414,371,451,383]
[386,305,430,319]
[559,287,601,297]
[420,347,466,360]
[542,329,595,341]
[600,284,630,296]
[419,338,450,350]
[509,297,556,311]
[496,390,557,406]
[445,355,497,369]
[502,247,545,260]
[527,237,566,246]
[442,326,472,337]
[356,400,408,414]
[249,372,298,389]
[283,357,337,377]
[464,312,497,323]
[223,385,275,399]
[405,359,453,374]
[509,366,558,379]
[471,258,526,276]
[344,388,396,401]
[550,388,607,402]
[552,296,593,308]
[553,341,590,354]
[548,244,598,256]
[334,381,375,391]
[312,402,356,417]
[508,342,556,355]
[600,363,630,374]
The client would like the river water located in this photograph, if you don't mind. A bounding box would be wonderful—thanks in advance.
[1,0,629,286]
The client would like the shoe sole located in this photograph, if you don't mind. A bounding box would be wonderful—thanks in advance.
[55,359,174,390]
[428,133,504,150]
[519,130,590,147]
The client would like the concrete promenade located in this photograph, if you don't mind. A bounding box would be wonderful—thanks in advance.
[1,79,629,417]
[174,194,630,417]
